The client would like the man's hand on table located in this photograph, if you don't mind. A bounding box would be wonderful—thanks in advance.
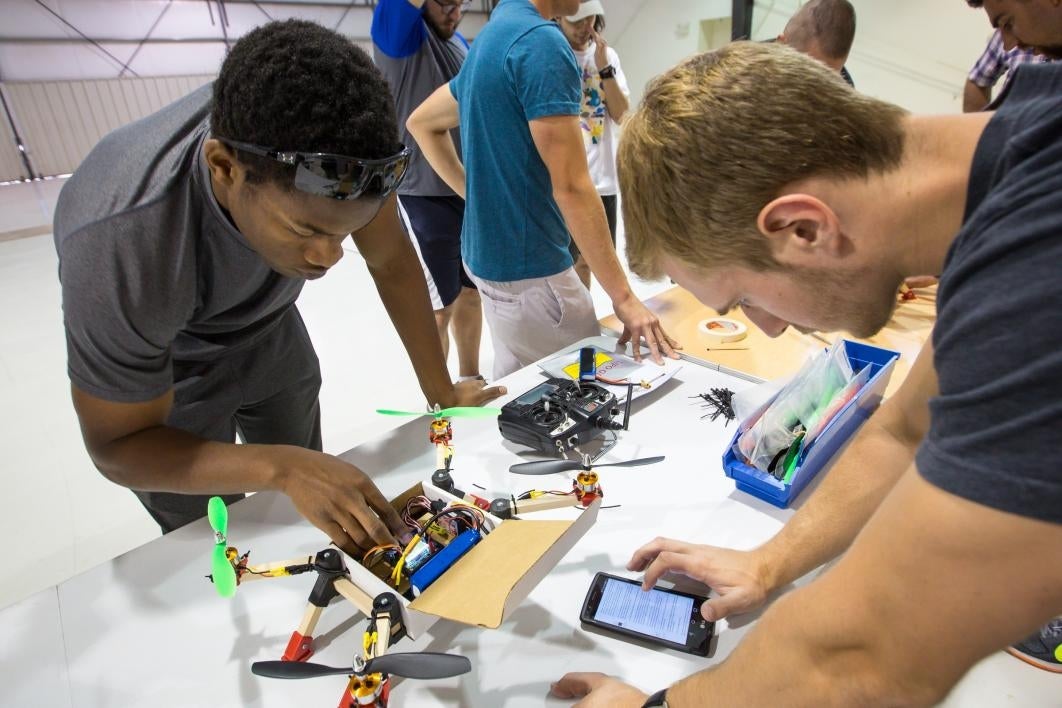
[613,295,682,365]
[451,377,507,407]
[628,537,773,622]
[272,446,407,556]
[551,673,647,707]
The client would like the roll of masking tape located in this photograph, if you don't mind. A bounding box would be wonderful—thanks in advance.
[697,317,748,343]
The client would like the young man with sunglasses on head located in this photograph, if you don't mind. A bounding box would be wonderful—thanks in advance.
[372,0,486,385]
[53,20,502,555]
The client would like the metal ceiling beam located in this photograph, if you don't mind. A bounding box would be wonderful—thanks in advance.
[31,0,139,76]
[0,36,371,44]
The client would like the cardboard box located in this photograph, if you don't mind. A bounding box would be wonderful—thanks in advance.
[344,481,600,639]
[722,340,899,508]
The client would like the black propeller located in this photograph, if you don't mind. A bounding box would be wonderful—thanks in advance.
[509,455,665,476]
[251,652,471,681]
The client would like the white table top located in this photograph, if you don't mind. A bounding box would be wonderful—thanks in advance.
[1,342,1056,707]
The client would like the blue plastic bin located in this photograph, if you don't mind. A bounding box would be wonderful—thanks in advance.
[722,340,899,508]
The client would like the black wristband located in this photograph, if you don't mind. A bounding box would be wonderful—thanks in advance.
[642,688,669,708]
[598,64,616,80]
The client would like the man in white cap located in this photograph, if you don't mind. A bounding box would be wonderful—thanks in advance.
[557,0,630,288]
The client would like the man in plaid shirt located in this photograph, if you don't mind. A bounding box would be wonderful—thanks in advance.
[964,26,1046,112]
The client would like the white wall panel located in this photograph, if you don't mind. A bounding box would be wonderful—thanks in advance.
[0,91,31,182]
[2,74,213,177]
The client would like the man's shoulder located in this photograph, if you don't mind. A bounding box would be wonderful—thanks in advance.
[55,87,209,243]
[480,1,567,53]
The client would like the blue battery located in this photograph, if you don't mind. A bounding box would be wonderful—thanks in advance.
[410,529,481,595]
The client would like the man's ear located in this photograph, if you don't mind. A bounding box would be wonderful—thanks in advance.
[755,193,844,265]
[202,138,245,191]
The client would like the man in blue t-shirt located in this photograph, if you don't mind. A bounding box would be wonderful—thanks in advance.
[552,44,1062,704]
[372,0,485,384]
[407,0,678,379]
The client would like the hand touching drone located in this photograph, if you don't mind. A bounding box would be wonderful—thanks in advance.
[272,446,407,554]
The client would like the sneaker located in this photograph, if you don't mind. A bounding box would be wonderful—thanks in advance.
[1005,617,1062,673]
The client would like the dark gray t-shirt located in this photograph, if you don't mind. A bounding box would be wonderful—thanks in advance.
[916,63,1062,524]
[372,0,467,197]
[54,84,304,404]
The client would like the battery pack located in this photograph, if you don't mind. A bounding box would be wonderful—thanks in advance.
[409,529,480,596]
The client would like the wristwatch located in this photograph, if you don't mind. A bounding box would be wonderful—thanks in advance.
[642,689,669,708]
[598,64,616,80]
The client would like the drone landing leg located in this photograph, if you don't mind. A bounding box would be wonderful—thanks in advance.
[281,548,346,662]
[282,603,325,662]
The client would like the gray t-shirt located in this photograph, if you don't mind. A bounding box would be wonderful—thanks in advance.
[54,84,304,403]
[372,0,467,197]
[916,63,1062,524]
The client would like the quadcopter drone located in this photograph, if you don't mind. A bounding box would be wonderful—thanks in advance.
[205,407,504,706]
[207,496,471,707]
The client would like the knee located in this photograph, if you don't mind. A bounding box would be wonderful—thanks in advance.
[458,287,482,308]
[435,306,454,327]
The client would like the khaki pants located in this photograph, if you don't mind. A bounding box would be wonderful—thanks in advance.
[468,266,600,380]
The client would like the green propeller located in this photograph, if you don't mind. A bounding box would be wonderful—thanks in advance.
[207,496,237,598]
[376,407,501,419]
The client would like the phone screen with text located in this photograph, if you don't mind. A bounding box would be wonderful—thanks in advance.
[593,577,694,644]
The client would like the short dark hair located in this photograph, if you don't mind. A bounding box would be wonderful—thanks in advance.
[211,19,400,186]
[784,0,857,61]
[966,1,984,7]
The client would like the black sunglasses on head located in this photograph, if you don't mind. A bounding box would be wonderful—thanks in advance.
[218,138,411,201]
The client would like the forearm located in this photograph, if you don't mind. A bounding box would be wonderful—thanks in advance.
[554,181,632,305]
[412,128,466,197]
[368,241,456,407]
[89,425,284,494]
[600,80,628,123]
[755,404,917,592]
[667,576,904,707]
[962,80,991,112]
[406,87,464,198]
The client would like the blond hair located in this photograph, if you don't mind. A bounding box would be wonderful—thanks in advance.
[619,42,906,278]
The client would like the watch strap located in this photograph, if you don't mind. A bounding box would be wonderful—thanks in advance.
[598,64,616,80]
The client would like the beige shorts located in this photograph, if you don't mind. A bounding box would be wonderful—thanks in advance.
[467,265,600,379]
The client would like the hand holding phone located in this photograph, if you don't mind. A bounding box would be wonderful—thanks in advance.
[580,572,713,655]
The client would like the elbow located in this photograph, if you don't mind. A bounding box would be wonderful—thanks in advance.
[803,646,948,708]
[764,595,949,708]
[88,450,132,488]
[551,178,593,209]
[405,114,422,144]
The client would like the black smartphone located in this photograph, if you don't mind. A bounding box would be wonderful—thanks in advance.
[580,572,714,656]
[578,346,597,381]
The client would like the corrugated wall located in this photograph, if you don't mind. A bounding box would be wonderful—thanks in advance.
[0,90,29,182]
[0,74,213,181]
